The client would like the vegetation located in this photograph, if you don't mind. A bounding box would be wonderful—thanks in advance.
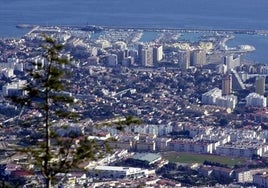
[218,117,229,126]
[9,36,111,188]
[156,163,218,186]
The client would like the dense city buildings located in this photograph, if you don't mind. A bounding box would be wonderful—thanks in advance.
[0,25,268,187]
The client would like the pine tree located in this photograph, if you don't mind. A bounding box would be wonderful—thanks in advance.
[10,35,105,188]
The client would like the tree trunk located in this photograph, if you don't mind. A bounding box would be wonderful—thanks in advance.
[46,178,51,188]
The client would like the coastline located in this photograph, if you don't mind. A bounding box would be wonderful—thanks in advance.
[6,24,268,65]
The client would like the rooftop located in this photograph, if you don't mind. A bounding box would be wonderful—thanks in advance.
[94,165,143,173]
[130,153,161,163]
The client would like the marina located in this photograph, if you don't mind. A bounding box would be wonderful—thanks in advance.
[12,24,268,64]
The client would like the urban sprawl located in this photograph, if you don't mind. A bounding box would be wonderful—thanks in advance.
[1,25,268,187]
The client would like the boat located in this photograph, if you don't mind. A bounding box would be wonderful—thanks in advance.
[238,45,255,52]
[16,24,36,29]
[81,25,103,32]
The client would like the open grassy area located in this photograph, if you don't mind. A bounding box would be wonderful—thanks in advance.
[162,152,247,167]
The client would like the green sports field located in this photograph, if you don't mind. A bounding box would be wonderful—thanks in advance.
[162,152,246,167]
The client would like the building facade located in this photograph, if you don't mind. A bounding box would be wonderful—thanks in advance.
[222,74,232,96]
[88,166,148,179]
[246,92,267,107]
[178,50,190,70]
[190,49,206,67]
[153,45,163,64]
[255,76,266,96]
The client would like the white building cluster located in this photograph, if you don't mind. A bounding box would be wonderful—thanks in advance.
[1,80,27,96]
[177,125,268,158]
[168,138,222,154]
[215,140,268,158]
[0,55,51,97]
[125,124,173,136]
[88,166,149,179]
[101,124,173,137]
[0,58,25,78]
[92,122,268,158]
[202,88,237,109]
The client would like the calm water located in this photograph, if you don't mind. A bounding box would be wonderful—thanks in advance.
[226,34,268,64]
[1,0,268,63]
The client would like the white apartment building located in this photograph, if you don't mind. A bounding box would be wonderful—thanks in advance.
[95,39,111,49]
[124,124,173,136]
[237,169,268,183]
[114,41,127,50]
[141,48,153,67]
[88,166,149,179]
[135,140,156,152]
[215,95,237,109]
[202,88,237,109]
[216,64,227,74]
[215,141,268,158]
[191,49,206,67]
[202,88,222,105]
[153,45,163,63]
[2,80,27,96]
[246,92,267,107]
[0,68,14,78]
[155,138,172,151]
[258,66,268,74]
[178,50,190,70]
[168,138,215,154]
[224,55,240,70]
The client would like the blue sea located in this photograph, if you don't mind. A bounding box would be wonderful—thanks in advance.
[1,0,268,63]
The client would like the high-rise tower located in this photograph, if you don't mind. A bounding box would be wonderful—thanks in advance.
[138,43,145,65]
[141,48,153,67]
[255,76,266,96]
[223,55,240,70]
[178,50,190,70]
[190,49,206,67]
[222,74,232,96]
[153,45,163,64]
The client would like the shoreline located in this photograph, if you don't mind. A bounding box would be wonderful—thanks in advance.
[10,24,268,65]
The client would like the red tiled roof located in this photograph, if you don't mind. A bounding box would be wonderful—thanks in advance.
[11,170,34,177]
